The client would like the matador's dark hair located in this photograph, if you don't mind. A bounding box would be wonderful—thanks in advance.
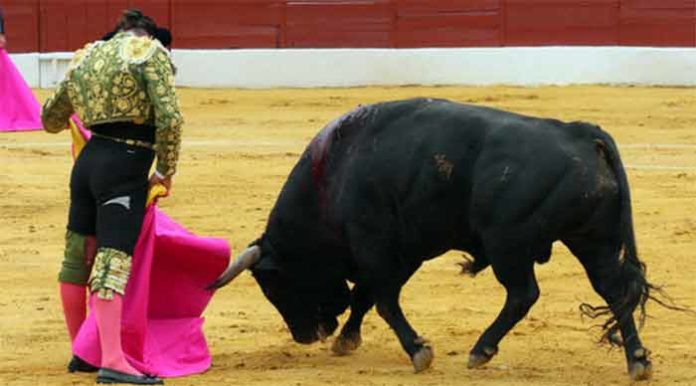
[117,9,157,37]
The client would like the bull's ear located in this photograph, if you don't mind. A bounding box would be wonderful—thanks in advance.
[251,254,280,272]
[594,138,608,152]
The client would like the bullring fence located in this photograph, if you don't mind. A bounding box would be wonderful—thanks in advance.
[2,0,695,87]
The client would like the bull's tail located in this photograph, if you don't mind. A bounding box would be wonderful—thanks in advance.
[579,129,686,346]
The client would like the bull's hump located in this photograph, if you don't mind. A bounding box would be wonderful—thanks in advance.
[309,104,373,174]
[308,98,436,156]
[307,98,448,180]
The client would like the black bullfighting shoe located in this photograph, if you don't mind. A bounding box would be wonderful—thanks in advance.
[96,368,164,385]
[67,355,99,373]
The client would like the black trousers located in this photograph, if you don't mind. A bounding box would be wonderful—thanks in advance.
[67,131,155,256]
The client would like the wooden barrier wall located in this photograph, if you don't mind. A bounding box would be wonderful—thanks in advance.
[2,0,694,53]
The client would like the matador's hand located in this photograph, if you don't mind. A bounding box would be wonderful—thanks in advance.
[149,173,173,198]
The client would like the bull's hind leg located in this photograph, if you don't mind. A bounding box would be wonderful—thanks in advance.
[332,284,373,355]
[563,237,652,380]
[468,257,539,369]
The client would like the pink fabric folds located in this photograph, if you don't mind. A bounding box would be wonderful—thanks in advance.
[0,49,42,132]
[73,206,231,377]
[69,116,231,377]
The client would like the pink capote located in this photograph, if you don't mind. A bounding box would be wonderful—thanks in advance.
[69,117,231,377]
[0,48,42,132]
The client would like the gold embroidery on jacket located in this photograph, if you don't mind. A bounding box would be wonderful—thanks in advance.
[41,31,183,176]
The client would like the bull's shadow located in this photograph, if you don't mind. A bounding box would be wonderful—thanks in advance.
[210,98,679,381]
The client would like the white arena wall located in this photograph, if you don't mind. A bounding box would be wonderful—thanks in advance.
[9,53,41,88]
[11,47,696,89]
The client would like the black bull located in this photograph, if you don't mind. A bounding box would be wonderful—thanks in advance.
[211,98,659,380]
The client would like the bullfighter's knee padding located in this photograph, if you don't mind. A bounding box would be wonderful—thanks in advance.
[89,247,132,300]
[58,230,90,285]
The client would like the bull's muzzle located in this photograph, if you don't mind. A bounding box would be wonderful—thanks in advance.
[291,327,322,345]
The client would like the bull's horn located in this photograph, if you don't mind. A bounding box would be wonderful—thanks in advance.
[206,245,261,290]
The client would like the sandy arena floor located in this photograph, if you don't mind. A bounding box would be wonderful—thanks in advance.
[1,86,695,385]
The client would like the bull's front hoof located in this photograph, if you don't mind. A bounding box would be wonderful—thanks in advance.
[331,334,362,356]
[411,346,434,373]
[628,348,653,381]
[467,346,498,369]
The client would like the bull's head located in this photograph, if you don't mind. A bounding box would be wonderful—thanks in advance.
[208,239,349,344]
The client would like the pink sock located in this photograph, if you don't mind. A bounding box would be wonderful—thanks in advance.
[59,283,86,343]
[92,294,142,376]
